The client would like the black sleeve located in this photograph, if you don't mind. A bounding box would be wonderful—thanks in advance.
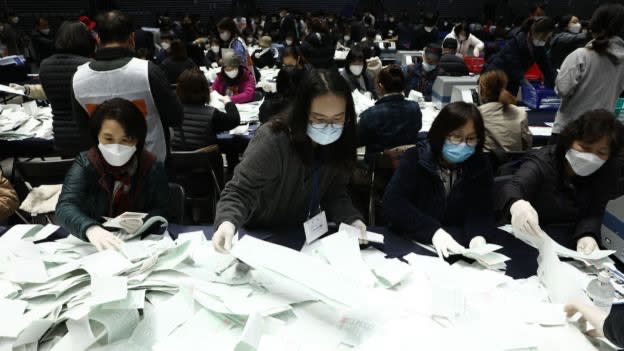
[212,102,241,133]
[499,156,544,220]
[70,87,94,149]
[147,62,184,128]
[604,304,624,348]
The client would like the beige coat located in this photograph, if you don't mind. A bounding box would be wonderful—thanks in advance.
[479,102,532,152]
[0,172,19,221]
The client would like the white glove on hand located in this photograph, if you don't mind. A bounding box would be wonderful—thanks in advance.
[351,219,368,245]
[9,83,25,94]
[432,228,466,259]
[473,48,481,57]
[510,200,542,238]
[211,62,219,68]
[213,221,236,253]
[86,226,124,251]
[577,236,599,255]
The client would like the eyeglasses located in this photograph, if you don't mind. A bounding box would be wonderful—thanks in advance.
[447,135,479,147]
[309,121,345,130]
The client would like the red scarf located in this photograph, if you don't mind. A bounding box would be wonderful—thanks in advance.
[87,147,156,217]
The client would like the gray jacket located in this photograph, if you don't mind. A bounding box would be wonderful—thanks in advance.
[214,124,363,231]
[479,102,532,152]
[553,37,624,133]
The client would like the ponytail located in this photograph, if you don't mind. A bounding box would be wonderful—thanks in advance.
[499,89,517,107]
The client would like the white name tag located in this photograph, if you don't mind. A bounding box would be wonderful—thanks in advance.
[303,211,328,244]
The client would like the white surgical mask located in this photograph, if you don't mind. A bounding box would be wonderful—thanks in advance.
[349,64,364,76]
[568,23,582,34]
[307,124,343,145]
[210,45,220,54]
[219,31,231,42]
[375,34,383,42]
[532,39,547,47]
[40,28,50,35]
[225,68,239,79]
[285,39,293,46]
[161,42,170,50]
[344,35,351,41]
[424,26,434,33]
[422,61,437,72]
[98,143,136,167]
[565,149,607,177]
[11,17,19,24]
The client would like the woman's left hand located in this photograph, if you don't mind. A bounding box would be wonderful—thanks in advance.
[577,236,599,255]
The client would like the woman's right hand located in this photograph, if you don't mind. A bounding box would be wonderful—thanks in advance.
[85,226,124,251]
[510,199,542,237]
[212,221,236,254]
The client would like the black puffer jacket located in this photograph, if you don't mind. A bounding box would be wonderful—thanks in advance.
[171,103,240,151]
[39,53,92,158]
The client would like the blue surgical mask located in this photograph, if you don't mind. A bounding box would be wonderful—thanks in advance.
[442,142,475,163]
[307,124,343,145]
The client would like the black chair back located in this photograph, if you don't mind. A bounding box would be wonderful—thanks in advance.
[167,183,186,224]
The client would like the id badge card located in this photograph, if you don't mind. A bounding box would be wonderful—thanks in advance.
[303,211,328,244]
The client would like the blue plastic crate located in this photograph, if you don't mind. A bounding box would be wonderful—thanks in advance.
[520,82,561,110]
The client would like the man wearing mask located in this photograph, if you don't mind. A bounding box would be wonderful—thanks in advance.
[1,12,25,55]
[31,16,54,65]
[71,10,183,163]
[403,44,444,101]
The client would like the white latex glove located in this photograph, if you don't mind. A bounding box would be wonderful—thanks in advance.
[577,236,599,255]
[351,219,369,245]
[432,228,466,259]
[565,299,608,338]
[213,221,236,253]
[469,235,487,249]
[9,83,25,94]
[86,226,124,251]
[510,200,542,238]
[211,62,219,68]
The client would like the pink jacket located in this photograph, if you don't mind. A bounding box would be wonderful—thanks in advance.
[211,66,256,104]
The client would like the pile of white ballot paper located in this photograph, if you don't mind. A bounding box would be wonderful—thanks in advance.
[0,224,611,351]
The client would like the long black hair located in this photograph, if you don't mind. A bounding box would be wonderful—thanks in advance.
[270,69,357,170]
[588,4,624,64]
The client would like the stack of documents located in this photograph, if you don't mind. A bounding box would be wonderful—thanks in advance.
[0,224,602,351]
[0,102,53,140]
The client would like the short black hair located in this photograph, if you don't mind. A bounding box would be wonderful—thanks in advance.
[96,10,134,44]
[176,68,210,105]
[281,46,301,64]
[89,98,148,151]
[270,69,357,170]
[168,39,188,61]
[556,109,623,161]
[377,64,405,94]
[217,17,240,37]
[442,38,458,50]
[453,22,470,37]
[427,102,485,159]
[54,20,96,57]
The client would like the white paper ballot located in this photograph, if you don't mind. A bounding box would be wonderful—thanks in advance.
[81,250,133,277]
[338,223,384,244]
[0,298,28,337]
[235,313,266,351]
[538,239,591,305]
[90,276,128,306]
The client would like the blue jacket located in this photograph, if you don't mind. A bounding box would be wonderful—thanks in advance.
[402,63,441,101]
[357,94,422,153]
[382,141,496,245]
[483,31,556,94]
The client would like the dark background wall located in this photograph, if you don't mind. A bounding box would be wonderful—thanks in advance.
[2,0,616,30]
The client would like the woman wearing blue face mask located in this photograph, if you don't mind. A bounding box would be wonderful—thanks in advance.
[382,102,495,259]
[212,69,366,253]
[55,98,169,251]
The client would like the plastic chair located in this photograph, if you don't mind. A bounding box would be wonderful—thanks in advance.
[367,144,415,226]
[167,183,186,224]
[169,145,223,224]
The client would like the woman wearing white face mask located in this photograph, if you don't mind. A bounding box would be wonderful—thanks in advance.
[211,51,256,104]
[339,47,377,98]
[444,22,484,58]
[501,110,622,255]
[56,98,169,251]
[549,14,590,69]
[212,69,366,253]
[205,38,222,68]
